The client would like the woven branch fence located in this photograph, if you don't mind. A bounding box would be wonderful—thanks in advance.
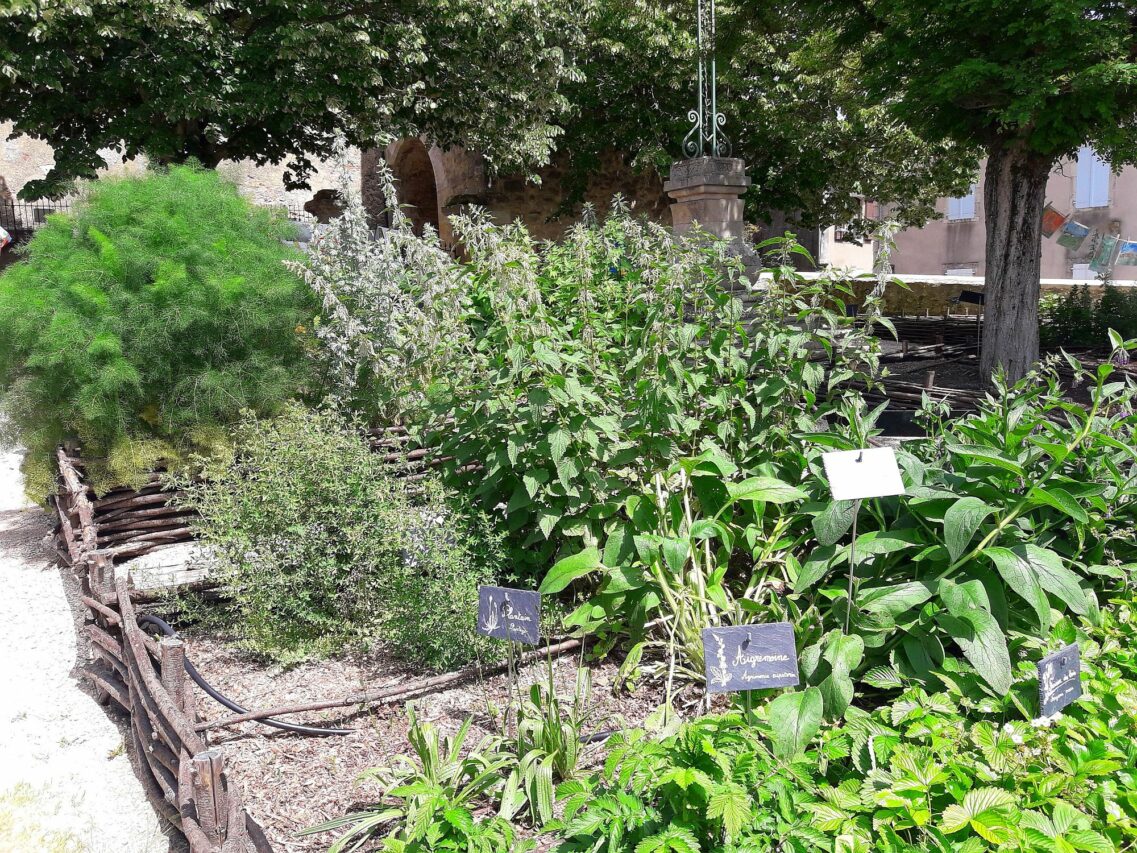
[54,450,274,853]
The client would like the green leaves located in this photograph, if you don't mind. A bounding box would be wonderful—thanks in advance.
[707,784,752,843]
[944,496,995,562]
[768,687,824,758]
[984,547,1052,630]
[539,547,603,594]
[940,787,1018,844]
[727,476,808,505]
[938,580,1013,694]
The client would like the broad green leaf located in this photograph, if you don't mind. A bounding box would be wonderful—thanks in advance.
[813,500,856,547]
[858,581,936,618]
[944,496,995,562]
[1031,486,1090,524]
[937,608,1012,695]
[707,783,752,842]
[946,444,1025,476]
[940,787,1017,843]
[539,547,602,594]
[984,546,1052,631]
[1020,545,1091,615]
[728,476,808,505]
[768,687,824,758]
[853,529,923,556]
[548,427,570,464]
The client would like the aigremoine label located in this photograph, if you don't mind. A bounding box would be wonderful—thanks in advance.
[477,585,541,646]
[702,623,800,694]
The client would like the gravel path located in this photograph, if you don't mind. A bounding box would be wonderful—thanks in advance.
[0,449,178,852]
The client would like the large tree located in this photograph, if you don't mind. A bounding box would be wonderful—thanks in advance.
[0,0,580,198]
[553,1,978,231]
[809,0,1137,380]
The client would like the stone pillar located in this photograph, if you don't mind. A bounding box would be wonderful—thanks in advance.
[664,157,751,241]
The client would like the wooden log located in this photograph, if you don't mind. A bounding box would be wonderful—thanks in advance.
[98,501,187,526]
[197,633,590,732]
[99,513,196,535]
[115,568,207,756]
[160,638,188,718]
[83,663,130,711]
[219,771,249,852]
[192,750,227,845]
[85,624,125,670]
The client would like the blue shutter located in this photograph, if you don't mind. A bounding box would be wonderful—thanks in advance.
[1076,146,1110,208]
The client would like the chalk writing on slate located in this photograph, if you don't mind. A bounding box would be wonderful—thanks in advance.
[702,623,800,694]
[822,447,906,502]
[1038,643,1082,717]
[477,585,541,646]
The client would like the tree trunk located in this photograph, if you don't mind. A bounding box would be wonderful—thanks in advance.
[980,140,1053,382]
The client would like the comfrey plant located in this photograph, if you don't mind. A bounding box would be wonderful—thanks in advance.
[288,151,475,424]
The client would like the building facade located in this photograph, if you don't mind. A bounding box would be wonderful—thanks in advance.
[892,148,1137,282]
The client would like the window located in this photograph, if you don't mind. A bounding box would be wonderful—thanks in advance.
[1071,263,1095,280]
[945,267,976,277]
[1075,146,1110,208]
[947,186,977,220]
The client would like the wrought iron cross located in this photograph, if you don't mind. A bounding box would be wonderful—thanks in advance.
[683,0,731,159]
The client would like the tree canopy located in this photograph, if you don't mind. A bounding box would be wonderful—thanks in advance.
[0,0,580,198]
[554,1,979,229]
[808,0,1137,378]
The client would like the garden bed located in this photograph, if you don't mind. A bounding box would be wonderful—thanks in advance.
[182,635,670,852]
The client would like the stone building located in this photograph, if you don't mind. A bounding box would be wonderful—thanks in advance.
[367,140,671,249]
[892,148,1137,282]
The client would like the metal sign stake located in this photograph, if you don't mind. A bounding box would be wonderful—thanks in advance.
[845,497,862,634]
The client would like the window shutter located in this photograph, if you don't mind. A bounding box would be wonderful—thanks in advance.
[1076,146,1110,208]
[947,185,976,220]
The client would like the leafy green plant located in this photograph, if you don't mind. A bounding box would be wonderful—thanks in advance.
[302,706,532,853]
[500,665,593,826]
[422,213,884,578]
[548,715,825,852]
[791,343,1137,699]
[0,165,315,500]
[1041,283,1137,350]
[173,405,501,667]
[542,451,809,686]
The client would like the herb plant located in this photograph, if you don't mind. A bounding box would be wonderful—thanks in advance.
[174,406,502,667]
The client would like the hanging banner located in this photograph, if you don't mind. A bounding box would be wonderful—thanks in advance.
[1057,220,1091,250]
[1090,234,1119,273]
[1116,240,1137,267]
[1041,204,1069,238]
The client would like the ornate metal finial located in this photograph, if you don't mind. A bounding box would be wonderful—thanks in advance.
[682,0,731,159]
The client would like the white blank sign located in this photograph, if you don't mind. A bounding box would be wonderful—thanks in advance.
[822,447,905,501]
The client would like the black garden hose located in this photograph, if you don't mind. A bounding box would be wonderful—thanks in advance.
[137,614,352,737]
[138,615,622,743]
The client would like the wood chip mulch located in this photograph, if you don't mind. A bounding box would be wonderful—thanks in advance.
[181,632,675,852]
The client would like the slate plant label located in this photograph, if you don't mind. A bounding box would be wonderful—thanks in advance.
[477,585,541,645]
[1038,643,1082,717]
[822,447,906,502]
[702,623,800,694]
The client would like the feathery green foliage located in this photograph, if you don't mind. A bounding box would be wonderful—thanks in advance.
[0,165,316,499]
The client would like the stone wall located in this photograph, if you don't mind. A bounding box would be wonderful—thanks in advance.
[0,122,359,208]
[368,140,671,246]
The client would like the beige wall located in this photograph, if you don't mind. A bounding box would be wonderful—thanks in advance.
[0,123,359,208]
[893,156,1137,281]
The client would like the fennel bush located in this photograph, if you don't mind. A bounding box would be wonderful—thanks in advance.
[0,165,316,500]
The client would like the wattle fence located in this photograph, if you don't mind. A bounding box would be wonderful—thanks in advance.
[54,450,273,853]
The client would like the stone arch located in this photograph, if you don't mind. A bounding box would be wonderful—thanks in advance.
[388,138,441,238]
